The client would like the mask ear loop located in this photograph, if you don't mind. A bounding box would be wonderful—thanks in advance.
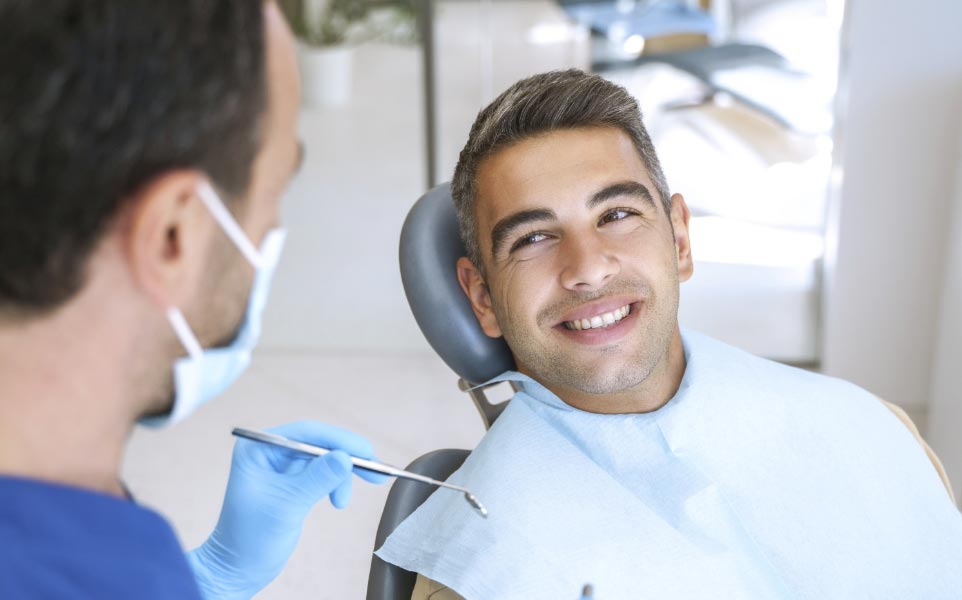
[196,182,265,269]
[164,181,266,358]
[166,307,203,360]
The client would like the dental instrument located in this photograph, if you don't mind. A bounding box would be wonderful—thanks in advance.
[231,428,488,518]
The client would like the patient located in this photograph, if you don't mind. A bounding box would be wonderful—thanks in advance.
[376,70,962,600]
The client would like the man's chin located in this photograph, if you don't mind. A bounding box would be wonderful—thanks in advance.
[528,359,651,396]
[212,319,245,348]
[138,390,176,421]
[569,370,649,395]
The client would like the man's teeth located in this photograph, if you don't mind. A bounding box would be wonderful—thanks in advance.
[563,305,631,331]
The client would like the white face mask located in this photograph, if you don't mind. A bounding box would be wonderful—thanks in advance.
[139,182,286,428]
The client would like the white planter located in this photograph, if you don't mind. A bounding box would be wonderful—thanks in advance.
[298,44,354,108]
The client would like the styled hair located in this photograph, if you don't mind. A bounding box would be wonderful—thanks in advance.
[0,0,267,314]
[451,69,671,271]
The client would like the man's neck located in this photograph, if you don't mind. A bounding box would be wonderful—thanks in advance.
[535,327,687,414]
[0,304,139,498]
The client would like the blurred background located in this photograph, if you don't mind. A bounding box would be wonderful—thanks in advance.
[124,0,962,597]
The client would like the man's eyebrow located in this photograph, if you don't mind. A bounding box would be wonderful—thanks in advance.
[487,181,657,258]
[490,208,557,257]
[587,181,657,210]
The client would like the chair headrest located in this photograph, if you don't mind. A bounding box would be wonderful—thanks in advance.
[399,183,515,384]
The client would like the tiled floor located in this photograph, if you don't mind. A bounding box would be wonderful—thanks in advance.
[123,350,487,599]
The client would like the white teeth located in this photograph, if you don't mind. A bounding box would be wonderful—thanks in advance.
[563,304,632,331]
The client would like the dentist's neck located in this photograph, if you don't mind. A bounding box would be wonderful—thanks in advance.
[0,260,159,497]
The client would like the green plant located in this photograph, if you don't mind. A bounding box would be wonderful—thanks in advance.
[279,0,418,47]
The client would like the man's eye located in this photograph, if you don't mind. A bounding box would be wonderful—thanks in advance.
[510,231,548,253]
[600,208,638,225]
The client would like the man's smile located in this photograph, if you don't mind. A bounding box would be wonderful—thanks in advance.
[551,296,644,345]
[563,304,630,330]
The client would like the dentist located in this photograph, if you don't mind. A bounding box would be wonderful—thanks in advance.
[0,1,378,597]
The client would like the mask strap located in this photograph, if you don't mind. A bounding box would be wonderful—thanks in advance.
[197,182,265,269]
[166,307,204,360]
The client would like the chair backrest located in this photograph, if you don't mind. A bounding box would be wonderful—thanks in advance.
[366,449,471,600]
[367,186,513,596]
[399,183,515,385]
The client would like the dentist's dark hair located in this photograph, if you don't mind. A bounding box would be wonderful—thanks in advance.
[0,0,267,315]
[451,69,671,272]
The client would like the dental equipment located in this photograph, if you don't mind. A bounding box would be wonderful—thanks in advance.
[231,428,488,518]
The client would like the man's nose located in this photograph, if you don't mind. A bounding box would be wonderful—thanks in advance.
[558,233,620,291]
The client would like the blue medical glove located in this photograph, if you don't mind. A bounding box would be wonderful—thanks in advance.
[186,421,387,600]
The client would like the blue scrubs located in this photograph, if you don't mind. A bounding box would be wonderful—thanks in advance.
[0,475,202,599]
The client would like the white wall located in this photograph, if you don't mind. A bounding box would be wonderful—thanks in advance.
[927,126,962,503]
[259,44,429,352]
[821,0,962,424]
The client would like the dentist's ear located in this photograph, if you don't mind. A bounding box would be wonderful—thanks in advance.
[456,257,503,338]
[123,170,218,309]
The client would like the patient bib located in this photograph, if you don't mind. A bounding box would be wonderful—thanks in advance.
[376,330,962,599]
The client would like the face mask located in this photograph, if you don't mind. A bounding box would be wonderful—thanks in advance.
[139,182,287,428]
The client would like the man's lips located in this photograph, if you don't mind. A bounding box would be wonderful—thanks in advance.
[555,296,643,327]
[553,300,643,345]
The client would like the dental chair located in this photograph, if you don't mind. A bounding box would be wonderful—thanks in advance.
[366,183,515,600]
[364,185,962,600]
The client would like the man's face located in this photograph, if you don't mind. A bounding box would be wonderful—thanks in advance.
[459,126,692,404]
[196,1,302,347]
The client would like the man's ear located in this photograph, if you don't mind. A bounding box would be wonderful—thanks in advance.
[456,257,503,338]
[669,193,693,282]
[122,170,217,309]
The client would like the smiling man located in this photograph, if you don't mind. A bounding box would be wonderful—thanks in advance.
[376,70,962,600]
[458,125,689,415]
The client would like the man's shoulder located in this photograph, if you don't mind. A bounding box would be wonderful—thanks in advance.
[684,328,872,400]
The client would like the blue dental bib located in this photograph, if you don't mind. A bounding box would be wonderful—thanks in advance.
[377,330,962,599]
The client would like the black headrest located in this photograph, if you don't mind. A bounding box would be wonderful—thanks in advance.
[398,183,515,384]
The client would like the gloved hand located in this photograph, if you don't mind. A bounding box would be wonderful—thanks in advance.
[186,421,387,600]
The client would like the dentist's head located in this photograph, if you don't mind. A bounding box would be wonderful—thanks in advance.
[0,0,303,486]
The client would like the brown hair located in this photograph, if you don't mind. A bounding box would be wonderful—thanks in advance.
[0,0,266,315]
[451,69,670,271]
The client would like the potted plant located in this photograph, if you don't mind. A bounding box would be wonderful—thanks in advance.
[279,0,418,108]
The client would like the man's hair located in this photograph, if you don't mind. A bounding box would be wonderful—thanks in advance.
[451,69,671,271]
[0,0,267,315]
